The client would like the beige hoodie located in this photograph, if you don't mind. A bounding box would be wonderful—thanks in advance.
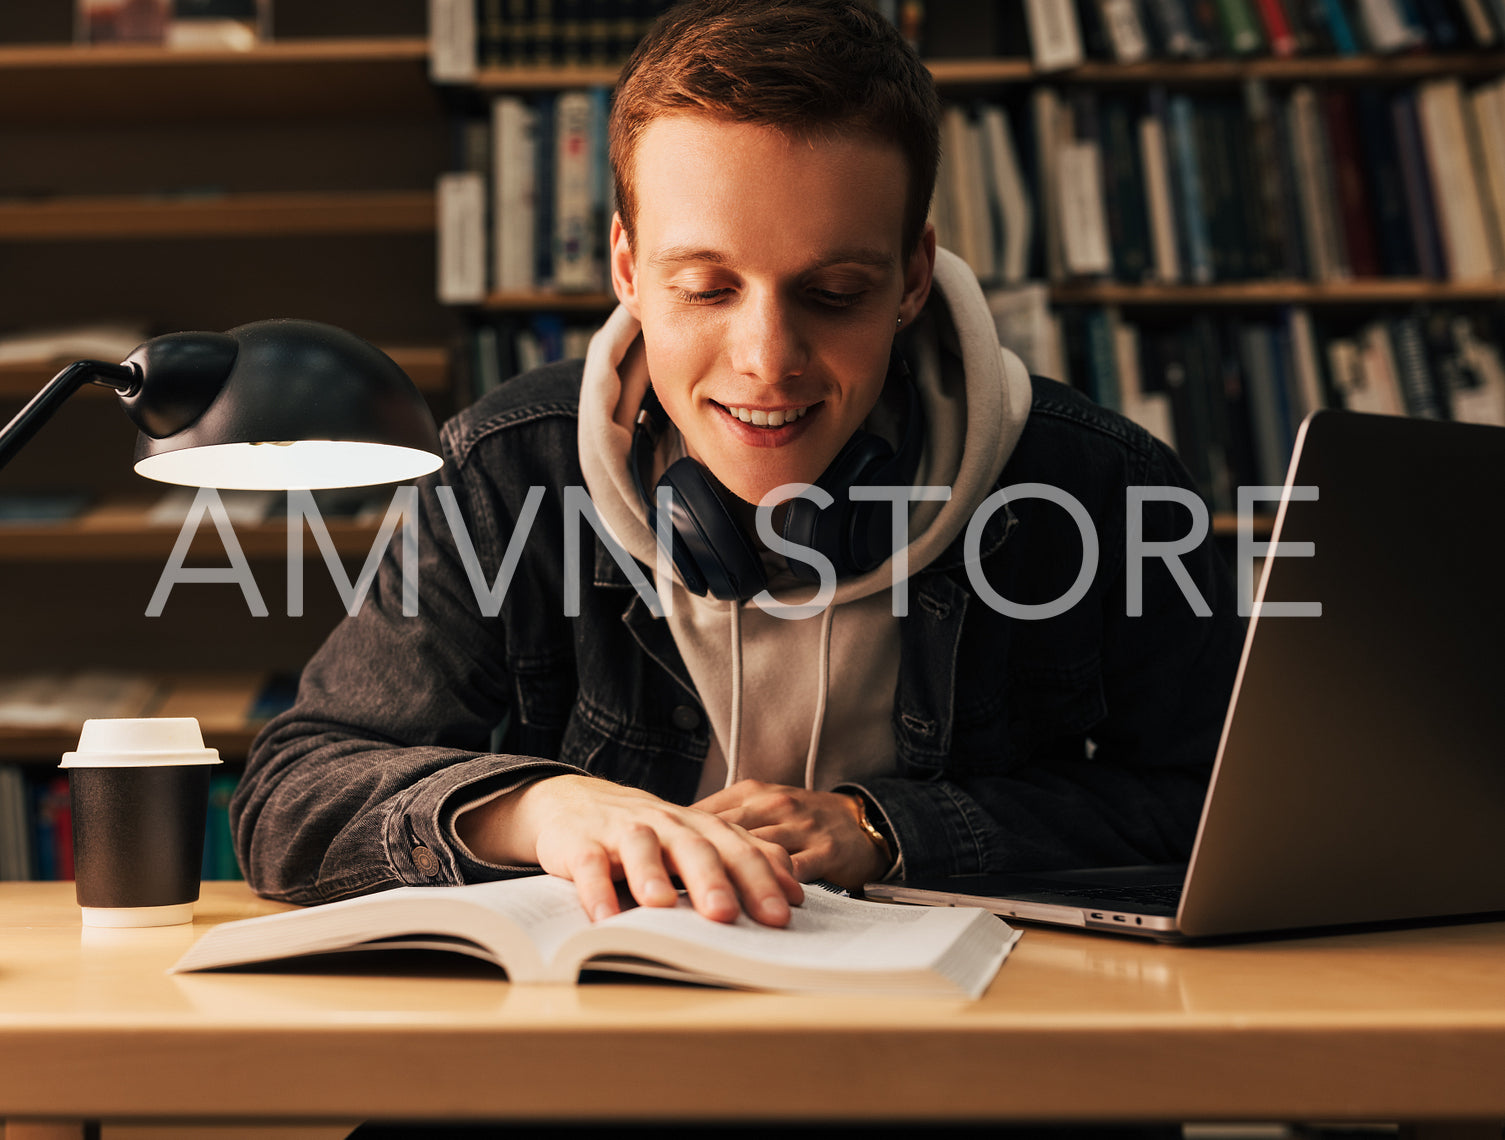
[578,248,1031,803]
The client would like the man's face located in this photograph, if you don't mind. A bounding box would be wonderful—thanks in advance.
[612,115,934,507]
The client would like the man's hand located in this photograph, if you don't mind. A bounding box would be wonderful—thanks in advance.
[692,780,889,892]
[455,775,803,926]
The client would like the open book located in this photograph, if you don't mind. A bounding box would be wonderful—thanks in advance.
[171,875,1020,999]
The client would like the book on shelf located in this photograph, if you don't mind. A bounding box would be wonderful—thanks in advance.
[1024,0,1087,71]
[0,767,34,881]
[430,0,479,82]
[552,88,610,293]
[1416,77,1501,282]
[1138,88,1182,282]
[75,0,169,43]
[170,874,1020,999]
[1057,91,1114,278]
[977,103,1035,285]
[164,0,268,51]
[437,170,489,304]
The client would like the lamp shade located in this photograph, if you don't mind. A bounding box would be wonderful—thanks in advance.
[126,319,444,490]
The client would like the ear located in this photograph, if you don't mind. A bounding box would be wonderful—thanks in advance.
[610,212,642,321]
[897,222,936,326]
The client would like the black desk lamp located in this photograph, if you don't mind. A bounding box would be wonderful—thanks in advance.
[0,319,443,489]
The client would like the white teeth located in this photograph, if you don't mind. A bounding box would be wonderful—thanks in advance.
[723,404,808,426]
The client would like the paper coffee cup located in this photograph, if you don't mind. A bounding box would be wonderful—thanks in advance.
[61,718,221,928]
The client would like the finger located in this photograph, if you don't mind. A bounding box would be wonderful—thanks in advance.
[615,824,678,909]
[715,838,800,926]
[559,842,623,923]
[721,823,803,902]
[661,832,742,924]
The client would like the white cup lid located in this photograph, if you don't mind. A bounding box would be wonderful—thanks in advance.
[60,717,221,768]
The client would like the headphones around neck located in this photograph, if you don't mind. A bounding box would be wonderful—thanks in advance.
[629,354,926,602]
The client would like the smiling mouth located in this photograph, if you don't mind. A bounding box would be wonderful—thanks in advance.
[715,402,815,427]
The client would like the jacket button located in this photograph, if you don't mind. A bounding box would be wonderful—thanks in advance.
[671,704,702,731]
[412,845,441,878]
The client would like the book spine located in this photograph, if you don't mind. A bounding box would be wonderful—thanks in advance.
[1454,0,1500,43]
[1032,86,1068,283]
[1284,306,1328,422]
[1253,0,1301,51]
[1287,85,1340,283]
[1242,80,1295,281]
[436,170,488,304]
[1167,93,1214,283]
[1097,0,1153,59]
[1139,92,1183,281]
[532,92,557,291]
[1083,305,1123,410]
[1024,0,1087,70]
[1058,90,1114,276]
[1213,0,1267,51]
[1100,94,1153,282]
[1315,0,1362,50]
[1320,89,1381,278]
[1353,86,1420,277]
[979,104,1034,284]
[1354,0,1428,47]
[1142,0,1203,53]
[1389,312,1446,417]
[1463,82,1505,275]
[429,0,479,82]
[1391,88,1448,279]
[1416,78,1496,281]
[553,90,599,292]
[1410,0,1462,44]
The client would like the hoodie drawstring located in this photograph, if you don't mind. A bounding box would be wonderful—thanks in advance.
[803,605,834,790]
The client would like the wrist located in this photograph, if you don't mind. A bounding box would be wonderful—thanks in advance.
[844,792,894,875]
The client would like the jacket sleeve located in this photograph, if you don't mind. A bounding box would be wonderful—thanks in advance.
[229,446,583,905]
[840,434,1245,880]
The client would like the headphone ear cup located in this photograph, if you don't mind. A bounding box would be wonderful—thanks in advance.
[656,459,766,601]
[783,431,893,581]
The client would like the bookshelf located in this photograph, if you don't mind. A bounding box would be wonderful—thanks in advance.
[0,0,453,802]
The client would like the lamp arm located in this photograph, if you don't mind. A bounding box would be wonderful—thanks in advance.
[0,360,139,472]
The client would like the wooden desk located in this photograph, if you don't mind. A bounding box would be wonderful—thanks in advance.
[1,882,1503,1138]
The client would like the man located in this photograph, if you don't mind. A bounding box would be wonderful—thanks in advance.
[233,0,1243,929]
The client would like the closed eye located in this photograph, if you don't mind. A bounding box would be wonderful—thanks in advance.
[673,287,732,304]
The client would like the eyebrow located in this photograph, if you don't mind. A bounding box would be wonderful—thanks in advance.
[646,245,895,271]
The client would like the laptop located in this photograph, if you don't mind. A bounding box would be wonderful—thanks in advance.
[865,409,1505,941]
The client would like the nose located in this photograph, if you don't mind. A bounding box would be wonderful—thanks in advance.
[726,288,808,385]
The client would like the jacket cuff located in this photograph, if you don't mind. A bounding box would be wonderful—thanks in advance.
[383,758,584,886]
[840,775,1000,882]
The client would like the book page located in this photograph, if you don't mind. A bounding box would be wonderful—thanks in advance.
[565,886,1013,997]
[171,876,594,982]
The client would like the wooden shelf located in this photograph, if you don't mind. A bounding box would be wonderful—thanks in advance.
[1050,279,1505,306]
[928,52,1505,86]
[480,290,617,312]
[1212,512,1274,538]
[476,280,1505,313]
[467,52,1505,93]
[472,63,621,90]
[0,37,436,123]
[0,190,436,242]
[0,505,397,562]
[0,345,449,401]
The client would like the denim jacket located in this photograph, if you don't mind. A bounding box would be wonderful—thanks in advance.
[232,363,1245,905]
